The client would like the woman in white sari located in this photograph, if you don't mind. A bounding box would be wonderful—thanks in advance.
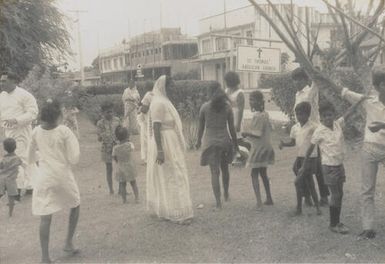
[146,75,193,224]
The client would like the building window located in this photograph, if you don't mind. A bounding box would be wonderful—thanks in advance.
[246,30,253,45]
[146,50,149,56]
[113,58,118,69]
[215,37,228,51]
[201,39,212,54]
[233,33,242,48]
[119,57,123,68]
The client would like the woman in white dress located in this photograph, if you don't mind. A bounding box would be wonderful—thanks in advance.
[122,79,140,134]
[29,99,80,263]
[225,71,245,137]
[146,75,193,224]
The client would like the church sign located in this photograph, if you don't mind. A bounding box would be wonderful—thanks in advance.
[236,46,281,73]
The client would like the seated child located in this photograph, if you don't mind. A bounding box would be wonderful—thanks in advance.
[0,138,22,217]
[300,98,366,234]
[112,126,139,203]
[279,102,321,216]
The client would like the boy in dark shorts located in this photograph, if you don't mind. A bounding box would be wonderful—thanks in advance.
[0,138,22,217]
[279,102,321,216]
[300,99,365,234]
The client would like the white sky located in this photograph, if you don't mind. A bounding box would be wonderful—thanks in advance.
[56,0,370,70]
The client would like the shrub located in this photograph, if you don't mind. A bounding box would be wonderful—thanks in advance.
[259,68,365,141]
[77,80,216,149]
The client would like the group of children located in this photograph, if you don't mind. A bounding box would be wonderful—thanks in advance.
[2,66,385,262]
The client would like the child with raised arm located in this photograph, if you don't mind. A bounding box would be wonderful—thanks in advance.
[242,90,274,211]
[112,126,139,204]
[279,102,321,216]
[300,98,366,234]
[96,102,121,194]
[0,138,22,217]
[29,99,81,263]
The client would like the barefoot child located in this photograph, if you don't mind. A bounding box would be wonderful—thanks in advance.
[279,102,321,216]
[300,98,366,234]
[96,102,121,194]
[28,99,81,263]
[0,138,22,217]
[196,82,238,209]
[112,126,139,203]
[242,90,274,210]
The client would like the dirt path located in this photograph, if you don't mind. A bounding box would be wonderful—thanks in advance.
[1,115,385,263]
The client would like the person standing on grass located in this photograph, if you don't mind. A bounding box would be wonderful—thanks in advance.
[122,79,140,135]
[300,99,366,235]
[138,83,154,164]
[241,90,274,211]
[0,71,38,196]
[62,99,80,138]
[112,125,139,204]
[225,71,244,138]
[28,99,80,263]
[96,102,121,195]
[279,102,321,216]
[330,68,385,239]
[196,82,239,209]
[146,75,193,225]
[0,138,22,217]
[292,67,330,207]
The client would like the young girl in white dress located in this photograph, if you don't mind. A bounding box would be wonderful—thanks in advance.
[29,99,80,263]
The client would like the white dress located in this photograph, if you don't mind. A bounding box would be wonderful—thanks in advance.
[226,88,244,137]
[138,91,154,162]
[146,76,193,222]
[0,87,38,189]
[29,125,80,216]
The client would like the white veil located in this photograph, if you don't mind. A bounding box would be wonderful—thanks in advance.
[149,75,186,150]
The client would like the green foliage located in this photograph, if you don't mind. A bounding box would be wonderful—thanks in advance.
[77,80,215,148]
[172,69,201,80]
[0,0,70,79]
[259,69,365,140]
[20,65,74,108]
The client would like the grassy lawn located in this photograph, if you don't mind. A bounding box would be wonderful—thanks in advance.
[1,114,385,263]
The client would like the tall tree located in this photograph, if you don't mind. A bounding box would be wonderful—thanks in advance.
[0,0,71,79]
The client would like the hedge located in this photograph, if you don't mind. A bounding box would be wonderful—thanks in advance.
[74,80,216,149]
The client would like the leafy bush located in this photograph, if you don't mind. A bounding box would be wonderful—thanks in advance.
[20,65,74,108]
[77,80,216,148]
[259,68,365,140]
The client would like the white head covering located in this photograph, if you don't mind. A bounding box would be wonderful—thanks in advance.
[149,75,186,150]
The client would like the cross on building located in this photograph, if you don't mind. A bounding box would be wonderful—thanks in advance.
[257,48,263,58]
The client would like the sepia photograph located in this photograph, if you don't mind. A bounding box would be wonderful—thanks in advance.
[1,0,385,263]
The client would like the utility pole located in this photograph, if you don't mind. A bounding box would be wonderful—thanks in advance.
[69,10,87,86]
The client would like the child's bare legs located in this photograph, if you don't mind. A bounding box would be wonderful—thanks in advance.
[8,195,16,217]
[105,162,113,194]
[220,159,230,201]
[259,167,273,205]
[209,164,222,208]
[119,182,127,203]
[130,180,139,203]
[40,214,53,263]
[251,168,263,210]
[64,205,80,253]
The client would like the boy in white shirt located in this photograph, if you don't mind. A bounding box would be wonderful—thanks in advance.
[280,102,321,216]
[300,99,365,234]
[292,68,329,206]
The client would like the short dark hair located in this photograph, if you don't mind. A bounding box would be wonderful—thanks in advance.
[372,68,385,87]
[3,138,16,153]
[249,90,264,101]
[224,71,240,87]
[100,101,114,112]
[115,125,129,141]
[295,101,311,116]
[319,102,335,116]
[1,71,20,83]
[40,99,62,124]
[291,67,309,81]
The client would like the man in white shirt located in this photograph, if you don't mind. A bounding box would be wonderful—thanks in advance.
[0,72,38,194]
[339,69,385,239]
[292,68,329,206]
